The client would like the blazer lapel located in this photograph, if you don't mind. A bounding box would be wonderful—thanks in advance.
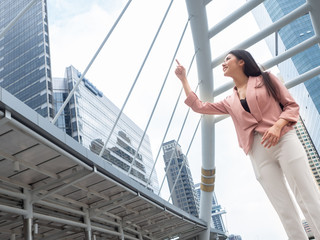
[230,86,259,130]
[246,76,262,123]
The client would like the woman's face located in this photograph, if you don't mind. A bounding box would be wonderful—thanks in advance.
[222,54,244,77]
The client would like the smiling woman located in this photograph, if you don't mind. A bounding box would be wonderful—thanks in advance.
[175,49,320,240]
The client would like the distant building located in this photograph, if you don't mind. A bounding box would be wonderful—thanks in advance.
[0,0,54,118]
[294,117,320,189]
[52,65,159,192]
[227,235,242,240]
[162,140,199,217]
[302,219,315,239]
[194,183,227,232]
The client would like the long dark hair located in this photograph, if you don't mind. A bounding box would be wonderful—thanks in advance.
[228,49,280,102]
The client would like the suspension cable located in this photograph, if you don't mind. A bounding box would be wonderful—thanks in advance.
[146,49,198,189]
[98,0,175,157]
[127,19,190,177]
[52,0,132,124]
[168,115,202,202]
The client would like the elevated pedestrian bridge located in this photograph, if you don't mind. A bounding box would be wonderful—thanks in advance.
[0,88,226,239]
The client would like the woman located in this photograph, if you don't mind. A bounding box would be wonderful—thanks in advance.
[175,50,320,239]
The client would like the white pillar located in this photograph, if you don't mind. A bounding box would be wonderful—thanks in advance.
[307,0,320,39]
[84,209,92,240]
[184,1,215,239]
[23,189,33,240]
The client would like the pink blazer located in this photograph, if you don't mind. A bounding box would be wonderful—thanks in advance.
[185,73,300,154]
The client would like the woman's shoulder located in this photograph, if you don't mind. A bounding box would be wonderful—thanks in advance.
[248,75,263,88]
[249,71,279,87]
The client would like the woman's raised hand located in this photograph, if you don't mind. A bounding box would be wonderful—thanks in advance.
[174,59,192,97]
[175,59,187,82]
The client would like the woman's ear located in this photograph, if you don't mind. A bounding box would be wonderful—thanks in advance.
[238,59,245,67]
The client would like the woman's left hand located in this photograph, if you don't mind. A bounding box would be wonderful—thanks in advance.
[261,118,289,148]
[261,125,281,148]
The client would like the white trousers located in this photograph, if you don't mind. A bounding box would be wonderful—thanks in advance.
[249,130,320,240]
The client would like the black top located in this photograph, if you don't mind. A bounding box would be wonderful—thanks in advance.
[240,98,251,113]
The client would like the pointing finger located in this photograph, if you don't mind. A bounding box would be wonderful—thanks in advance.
[175,59,181,66]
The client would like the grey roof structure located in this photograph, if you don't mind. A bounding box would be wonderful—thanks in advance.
[0,87,226,239]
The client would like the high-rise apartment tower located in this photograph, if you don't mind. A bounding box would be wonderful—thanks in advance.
[162,140,199,217]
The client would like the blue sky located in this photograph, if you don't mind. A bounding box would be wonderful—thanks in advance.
[47,0,289,239]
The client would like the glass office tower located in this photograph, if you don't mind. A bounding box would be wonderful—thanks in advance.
[0,0,54,118]
[252,0,320,155]
[53,66,159,192]
[162,140,199,217]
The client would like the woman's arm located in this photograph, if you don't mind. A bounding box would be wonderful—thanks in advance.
[270,73,300,124]
[261,73,299,148]
[174,60,229,115]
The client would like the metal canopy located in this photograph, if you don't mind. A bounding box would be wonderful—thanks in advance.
[0,88,227,239]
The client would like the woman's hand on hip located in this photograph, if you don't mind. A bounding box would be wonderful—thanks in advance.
[261,125,281,148]
[261,119,289,148]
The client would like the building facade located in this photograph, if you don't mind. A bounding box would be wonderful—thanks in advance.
[227,235,242,240]
[302,219,315,239]
[252,0,320,188]
[294,117,320,188]
[53,66,159,192]
[162,140,199,217]
[0,0,54,118]
[302,219,314,239]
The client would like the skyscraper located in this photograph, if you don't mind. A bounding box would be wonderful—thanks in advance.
[194,183,227,232]
[0,0,54,118]
[252,0,320,155]
[294,117,320,188]
[162,140,199,217]
[53,65,159,192]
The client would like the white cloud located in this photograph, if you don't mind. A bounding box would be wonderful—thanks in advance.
[49,4,115,76]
